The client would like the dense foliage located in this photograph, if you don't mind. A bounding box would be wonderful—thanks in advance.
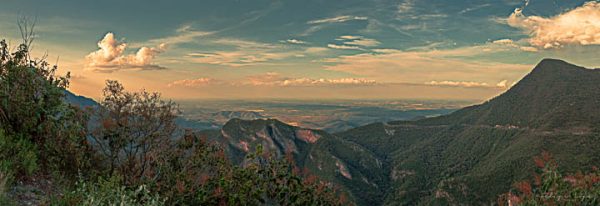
[0,33,348,205]
[499,152,599,205]
[0,37,91,186]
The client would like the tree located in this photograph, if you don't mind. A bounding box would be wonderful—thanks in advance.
[89,80,179,185]
[0,22,89,180]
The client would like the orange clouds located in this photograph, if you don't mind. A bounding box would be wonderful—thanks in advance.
[425,80,509,89]
[243,72,376,87]
[167,78,217,88]
[167,72,377,88]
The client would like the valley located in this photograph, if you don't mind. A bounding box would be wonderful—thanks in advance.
[194,59,600,205]
[176,99,470,132]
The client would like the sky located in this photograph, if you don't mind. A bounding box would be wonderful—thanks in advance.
[0,0,599,100]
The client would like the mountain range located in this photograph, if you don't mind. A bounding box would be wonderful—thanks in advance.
[66,59,600,205]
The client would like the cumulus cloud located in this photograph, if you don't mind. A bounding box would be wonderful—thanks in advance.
[86,33,167,72]
[507,1,600,49]
[167,78,217,87]
[307,15,368,24]
[244,72,376,87]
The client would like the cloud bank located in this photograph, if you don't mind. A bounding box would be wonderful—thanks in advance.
[426,80,509,88]
[167,73,377,88]
[86,33,167,72]
[167,78,217,87]
[244,72,376,87]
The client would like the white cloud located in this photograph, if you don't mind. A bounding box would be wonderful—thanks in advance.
[496,80,508,88]
[519,46,539,52]
[492,39,515,45]
[426,81,490,88]
[244,72,376,87]
[85,33,167,72]
[336,35,381,47]
[185,38,302,67]
[282,39,307,44]
[327,44,364,50]
[395,0,448,20]
[397,0,416,14]
[307,15,368,24]
[167,78,217,87]
[426,80,509,88]
[130,25,214,48]
[459,3,491,14]
[213,38,277,49]
[187,51,291,67]
[507,1,600,49]
[337,35,362,40]
[492,38,539,52]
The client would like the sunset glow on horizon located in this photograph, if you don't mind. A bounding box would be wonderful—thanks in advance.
[1,0,600,100]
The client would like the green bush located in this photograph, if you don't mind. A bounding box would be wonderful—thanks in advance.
[1,37,90,181]
[0,170,15,206]
[0,130,38,185]
[58,175,165,206]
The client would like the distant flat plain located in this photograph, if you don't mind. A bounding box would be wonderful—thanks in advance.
[176,99,478,132]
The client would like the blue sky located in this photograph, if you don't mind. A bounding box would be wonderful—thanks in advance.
[0,0,599,99]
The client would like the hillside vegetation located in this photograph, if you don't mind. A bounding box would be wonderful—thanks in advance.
[0,36,349,205]
[2,28,598,205]
[335,59,600,205]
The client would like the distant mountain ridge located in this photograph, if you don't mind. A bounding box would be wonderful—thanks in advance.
[414,59,600,130]
[64,90,98,108]
[64,59,600,205]
[336,59,600,205]
[208,59,600,205]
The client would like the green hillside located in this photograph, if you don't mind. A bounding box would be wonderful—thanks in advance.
[197,59,600,205]
[335,59,600,205]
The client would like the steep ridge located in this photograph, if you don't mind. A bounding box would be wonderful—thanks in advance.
[199,118,389,205]
[336,59,600,205]
[415,59,600,131]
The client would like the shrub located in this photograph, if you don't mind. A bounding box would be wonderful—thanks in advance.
[152,133,349,205]
[0,130,38,185]
[499,152,600,205]
[0,35,90,180]
[59,175,165,206]
[89,80,179,185]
